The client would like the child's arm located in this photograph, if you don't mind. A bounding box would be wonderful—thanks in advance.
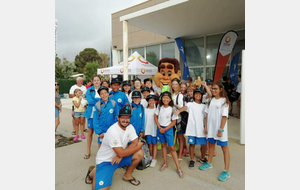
[204,113,208,135]
[165,120,176,132]
[113,138,143,158]
[154,114,165,134]
[72,98,82,108]
[217,116,227,137]
[174,106,187,115]
[202,82,212,98]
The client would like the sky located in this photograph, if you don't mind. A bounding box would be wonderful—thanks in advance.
[55,0,146,61]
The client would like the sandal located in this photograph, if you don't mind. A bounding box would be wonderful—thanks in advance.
[167,153,172,157]
[72,131,76,135]
[84,154,90,159]
[177,169,184,178]
[159,164,168,172]
[85,166,95,184]
[84,129,88,132]
[122,177,140,186]
[178,158,183,163]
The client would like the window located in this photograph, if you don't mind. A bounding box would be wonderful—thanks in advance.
[146,45,160,66]
[162,42,175,58]
[132,47,144,57]
[185,38,204,67]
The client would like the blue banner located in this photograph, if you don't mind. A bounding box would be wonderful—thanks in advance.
[229,52,240,86]
[175,38,189,81]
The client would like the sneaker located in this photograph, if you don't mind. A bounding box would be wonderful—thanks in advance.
[218,170,230,181]
[199,162,213,170]
[197,157,208,164]
[150,159,157,167]
[73,136,79,142]
[188,160,195,169]
[81,135,86,139]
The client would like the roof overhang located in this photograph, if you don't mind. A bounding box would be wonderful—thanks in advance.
[120,0,245,38]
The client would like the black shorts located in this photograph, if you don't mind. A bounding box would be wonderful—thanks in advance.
[236,92,240,100]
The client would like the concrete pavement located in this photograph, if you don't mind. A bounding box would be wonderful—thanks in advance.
[55,98,245,190]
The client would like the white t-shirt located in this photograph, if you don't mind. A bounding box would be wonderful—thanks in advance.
[236,82,242,93]
[96,122,138,165]
[172,93,184,108]
[184,102,206,138]
[89,91,100,119]
[155,105,178,126]
[145,108,157,137]
[205,97,229,142]
[141,99,148,108]
[69,84,87,95]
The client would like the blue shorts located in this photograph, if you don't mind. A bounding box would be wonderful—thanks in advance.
[207,138,228,147]
[74,112,84,118]
[157,126,174,146]
[87,118,93,129]
[95,154,133,189]
[146,135,157,145]
[188,136,207,145]
[98,137,103,144]
[55,108,59,118]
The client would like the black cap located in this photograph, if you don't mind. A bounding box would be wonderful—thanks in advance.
[205,79,213,84]
[161,91,172,99]
[193,88,204,95]
[122,80,131,86]
[144,78,152,84]
[111,78,122,84]
[131,91,142,98]
[141,86,150,92]
[146,94,157,101]
[97,86,109,94]
[118,104,132,117]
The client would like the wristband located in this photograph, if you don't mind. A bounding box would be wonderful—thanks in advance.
[218,128,224,132]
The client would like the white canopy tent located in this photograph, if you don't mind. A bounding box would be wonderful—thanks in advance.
[97,51,157,81]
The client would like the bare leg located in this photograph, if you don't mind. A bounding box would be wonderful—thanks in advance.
[74,118,79,136]
[86,128,94,156]
[55,117,60,138]
[200,145,206,159]
[169,145,181,170]
[123,149,143,184]
[72,117,75,132]
[221,145,230,171]
[207,142,215,164]
[177,134,184,160]
[161,142,168,165]
[152,144,157,160]
[189,144,195,160]
[149,144,153,157]
[80,116,85,136]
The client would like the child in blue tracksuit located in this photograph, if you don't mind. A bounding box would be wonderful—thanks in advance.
[109,78,129,122]
[130,91,145,137]
[93,86,118,148]
[83,76,101,159]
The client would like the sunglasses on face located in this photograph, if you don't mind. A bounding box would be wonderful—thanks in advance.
[55,84,59,86]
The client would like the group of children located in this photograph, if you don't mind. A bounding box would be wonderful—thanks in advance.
[73,76,231,182]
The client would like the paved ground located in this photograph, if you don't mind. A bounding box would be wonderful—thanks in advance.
[55,98,245,190]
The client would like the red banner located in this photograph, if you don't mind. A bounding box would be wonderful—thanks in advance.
[213,30,238,81]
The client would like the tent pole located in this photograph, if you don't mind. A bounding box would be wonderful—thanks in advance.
[123,20,128,80]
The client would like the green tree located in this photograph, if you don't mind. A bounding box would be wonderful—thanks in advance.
[62,58,76,79]
[55,54,61,65]
[84,61,99,81]
[98,53,110,68]
[55,64,64,79]
[74,48,102,73]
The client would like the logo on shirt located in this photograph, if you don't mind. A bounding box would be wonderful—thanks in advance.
[99,181,104,186]
[93,107,96,112]
[118,98,122,103]
[109,109,113,113]
[157,137,160,140]
[113,140,118,146]
[139,113,142,117]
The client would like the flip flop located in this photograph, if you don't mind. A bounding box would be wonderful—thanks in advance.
[84,154,90,159]
[85,166,95,184]
[123,177,140,186]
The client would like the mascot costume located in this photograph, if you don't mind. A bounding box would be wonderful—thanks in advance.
[152,57,202,96]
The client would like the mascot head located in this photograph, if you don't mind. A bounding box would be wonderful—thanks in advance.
[154,58,181,89]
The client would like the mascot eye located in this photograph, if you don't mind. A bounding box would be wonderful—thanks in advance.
[168,71,172,76]
[162,71,165,76]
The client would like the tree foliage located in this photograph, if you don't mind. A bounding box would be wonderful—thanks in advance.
[55,64,64,79]
[55,54,61,65]
[74,48,102,73]
[84,61,99,82]
[62,58,76,79]
[98,53,110,68]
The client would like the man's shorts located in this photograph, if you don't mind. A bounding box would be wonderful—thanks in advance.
[146,135,157,145]
[87,118,93,129]
[207,138,228,147]
[187,136,207,145]
[74,112,85,118]
[95,154,133,189]
[156,126,174,146]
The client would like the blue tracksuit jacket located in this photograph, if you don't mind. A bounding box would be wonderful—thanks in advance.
[130,102,145,136]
